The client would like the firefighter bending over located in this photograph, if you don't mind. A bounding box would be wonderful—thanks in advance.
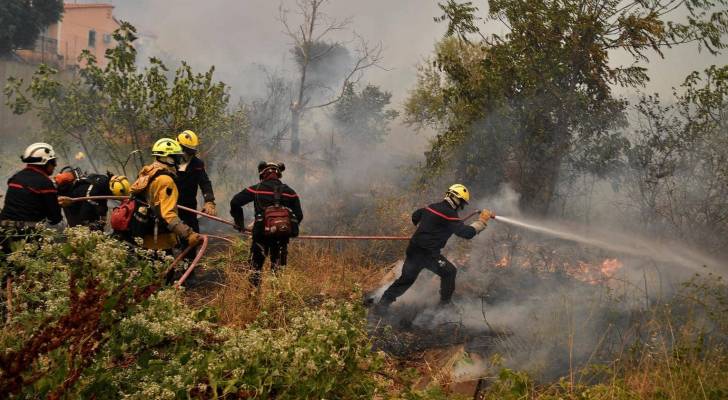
[375,184,493,314]
[55,167,128,230]
[230,161,303,287]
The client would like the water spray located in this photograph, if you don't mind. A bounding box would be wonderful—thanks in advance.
[492,215,724,271]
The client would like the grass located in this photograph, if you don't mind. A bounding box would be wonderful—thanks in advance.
[201,237,403,327]
[186,235,728,399]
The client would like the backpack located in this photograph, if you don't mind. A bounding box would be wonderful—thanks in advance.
[109,171,169,237]
[262,185,294,238]
[110,198,136,232]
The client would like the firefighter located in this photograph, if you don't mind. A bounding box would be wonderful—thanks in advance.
[175,130,216,233]
[230,161,303,286]
[109,175,132,198]
[108,175,133,243]
[1,143,63,307]
[55,167,116,230]
[0,143,63,236]
[129,138,201,253]
[375,184,493,314]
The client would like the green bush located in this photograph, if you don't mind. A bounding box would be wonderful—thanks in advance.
[1,228,385,399]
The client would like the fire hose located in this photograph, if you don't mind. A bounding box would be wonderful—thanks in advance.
[69,196,484,241]
[169,234,208,288]
[65,196,485,287]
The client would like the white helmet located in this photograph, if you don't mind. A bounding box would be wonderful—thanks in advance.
[21,142,57,165]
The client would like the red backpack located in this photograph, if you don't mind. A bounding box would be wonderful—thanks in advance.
[110,198,136,232]
[262,185,294,238]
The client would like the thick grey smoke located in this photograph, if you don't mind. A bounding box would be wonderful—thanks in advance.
[370,186,727,381]
[100,0,442,221]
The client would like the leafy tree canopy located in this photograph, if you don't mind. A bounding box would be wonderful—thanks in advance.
[333,83,399,145]
[0,0,64,56]
[5,22,248,175]
[406,0,728,215]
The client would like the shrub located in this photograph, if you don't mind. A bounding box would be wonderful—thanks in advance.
[0,228,385,399]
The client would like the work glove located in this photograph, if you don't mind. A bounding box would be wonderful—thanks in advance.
[58,196,73,208]
[171,222,194,238]
[187,232,202,247]
[479,208,494,224]
[469,209,493,233]
[201,201,217,216]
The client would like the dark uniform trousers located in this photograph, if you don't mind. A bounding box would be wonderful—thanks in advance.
[380,244,457,305]
[249,236,289,287]
[230,178,303,287]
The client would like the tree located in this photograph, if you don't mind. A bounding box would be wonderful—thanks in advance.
[279,0,383,154]
[406,0,728,215]
[0,0,64,56]
[333,83,399,145]
[5,22,248,175]
[625,65,728,254]
[247,69,293,151]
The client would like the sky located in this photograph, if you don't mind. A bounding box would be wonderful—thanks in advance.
[107,0,727,97]
[103,0,728,155]
[108,0,446,102]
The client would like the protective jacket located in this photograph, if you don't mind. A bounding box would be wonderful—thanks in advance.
[131,162,186,250]
[176,156,214,210]
[58,174,110,227]
[229,178,303,237]
[0,166,62,225]
[409,200,476,254]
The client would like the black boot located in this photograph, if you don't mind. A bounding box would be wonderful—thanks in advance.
[373,298,392,315]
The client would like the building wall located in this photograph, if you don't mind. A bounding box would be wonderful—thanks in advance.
[0,61,43,141]
[0,59,75,185]
[55,4,120,68]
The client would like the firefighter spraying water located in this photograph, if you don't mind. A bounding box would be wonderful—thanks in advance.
[374,184,495,315]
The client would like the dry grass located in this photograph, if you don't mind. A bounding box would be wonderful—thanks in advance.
[204,237,403,327]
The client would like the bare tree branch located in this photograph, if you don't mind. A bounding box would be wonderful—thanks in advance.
[279,0,385,153]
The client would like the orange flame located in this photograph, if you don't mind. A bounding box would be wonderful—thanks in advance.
[600,258,623,277]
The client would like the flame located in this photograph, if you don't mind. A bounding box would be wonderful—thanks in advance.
[491,253,623,285]
[74,151,86,160]
[600,258,623,277]
[567,258,623,284]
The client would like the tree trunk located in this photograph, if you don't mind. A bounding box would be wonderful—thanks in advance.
[518,150,561,216]
[290,108,301,155]
[516,113,569,216]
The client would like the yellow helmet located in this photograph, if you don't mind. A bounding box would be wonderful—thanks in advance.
[446,183,470,204]
[177,130,199,151]
[109,175,131,197]
[151,138,184,158]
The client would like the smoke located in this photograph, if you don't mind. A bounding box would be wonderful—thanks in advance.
[370,186,727,382]
[110,0,438,226]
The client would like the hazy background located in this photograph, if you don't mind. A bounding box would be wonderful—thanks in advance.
[108,0,727,99]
